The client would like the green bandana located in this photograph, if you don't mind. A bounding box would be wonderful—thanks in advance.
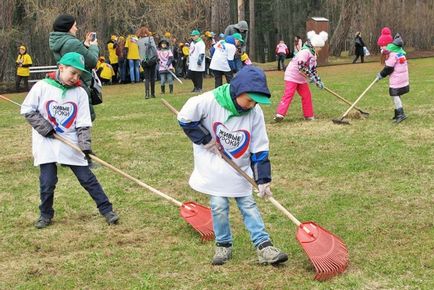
[213,84,248,121]
[43,74,75,97]
[386,43,406,55]
[301,41,316,56]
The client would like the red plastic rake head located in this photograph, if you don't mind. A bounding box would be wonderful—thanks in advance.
[296,221,349,281]
[180,201,214,241]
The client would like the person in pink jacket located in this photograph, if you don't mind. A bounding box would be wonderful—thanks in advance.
[274,31,327,122]
[376,34,409,123]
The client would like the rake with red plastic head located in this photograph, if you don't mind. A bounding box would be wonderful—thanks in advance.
[0,94,214,241]
[54,134,215,242]
[162,98,349,280]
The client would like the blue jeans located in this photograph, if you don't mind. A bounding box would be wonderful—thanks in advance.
[159,72,173,86]
[118,59,127,82]
[128,59,140,83]
[210,195,270,247]
[39,163,113,219]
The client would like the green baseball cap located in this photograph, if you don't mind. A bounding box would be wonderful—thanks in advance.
[232,33,244,43]
[58,52,90,75]
[190,29,201,36]
[247,92,271,105]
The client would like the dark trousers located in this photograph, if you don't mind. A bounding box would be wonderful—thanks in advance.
[190,70,204,90]
[111,63,119,83]
[39,163,113,219]
[213,70,233,88]
[277,54,286,70]
[144,64,157,96]
[16,75,29,91]
[353,54,364,63]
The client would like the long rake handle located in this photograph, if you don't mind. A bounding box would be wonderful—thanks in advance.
[161,98,303,227]
[53,134,183,207]
[0,94,183,207]
[340,78,377,119]
[323,87,369,114]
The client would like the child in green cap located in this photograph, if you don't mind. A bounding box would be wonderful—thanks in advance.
[20,52,119,229]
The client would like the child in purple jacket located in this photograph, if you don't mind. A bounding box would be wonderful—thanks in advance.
[376,34,409,123]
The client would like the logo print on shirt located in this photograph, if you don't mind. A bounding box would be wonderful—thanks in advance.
[213,122,250,159]
[46,100,78,133]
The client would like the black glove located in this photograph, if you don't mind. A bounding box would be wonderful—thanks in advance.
[82,150,93,163]
[45,129,56,138]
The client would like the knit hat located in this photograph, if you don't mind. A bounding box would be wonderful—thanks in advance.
[53,14,76,32]
[307,30,328,47]
[110,35,118,41]
[58,52,89,75]
[232,33,244,43]
[19,45,26,50]
[377,27,393,46]
[190,29,200,36]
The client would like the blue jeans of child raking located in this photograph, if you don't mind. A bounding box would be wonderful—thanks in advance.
[210,195,270,247]
[128,59,140,83]
[39,163,113,219]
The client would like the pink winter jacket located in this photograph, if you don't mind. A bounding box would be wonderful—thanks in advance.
[284,49,316,83]
[385,52,409,88]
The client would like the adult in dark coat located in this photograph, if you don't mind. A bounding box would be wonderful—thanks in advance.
[49,14,99,121]
[352,31,365,64]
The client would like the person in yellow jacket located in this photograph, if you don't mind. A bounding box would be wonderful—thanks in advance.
[125,32,140,83]
[96,56,115,84]
[16,45,33,91]
[181,42,189,77]
[107,34,119,83]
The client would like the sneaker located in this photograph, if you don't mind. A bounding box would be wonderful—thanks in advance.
[212,246,232,265]
[304,116,315,121]
[35,216,52,229]
[103,211,119,225]
[273,114,284,122]
[257,245,288,265]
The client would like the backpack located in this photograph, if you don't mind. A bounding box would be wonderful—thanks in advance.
[89,69,103,105]
[141,37,158,67]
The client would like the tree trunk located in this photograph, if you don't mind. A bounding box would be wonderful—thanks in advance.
[329,0,357,57]
[249,0,255,60]
[237,0,245,20]
[211,0,231,34]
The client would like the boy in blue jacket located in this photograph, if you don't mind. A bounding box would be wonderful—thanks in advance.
[177,66,288,266]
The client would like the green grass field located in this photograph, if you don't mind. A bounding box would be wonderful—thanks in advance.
[1,59,433,289]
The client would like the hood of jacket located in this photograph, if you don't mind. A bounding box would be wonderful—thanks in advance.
[49,32,77,60]
[229,66,271,99]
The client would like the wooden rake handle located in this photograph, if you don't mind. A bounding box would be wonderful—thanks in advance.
[323,87,369,115]
[161,98,303,227]
[340,78,378,119]
[53,134,183,207]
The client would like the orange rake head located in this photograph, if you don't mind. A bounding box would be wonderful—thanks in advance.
[180,201,214,241]
[296,221,349,281]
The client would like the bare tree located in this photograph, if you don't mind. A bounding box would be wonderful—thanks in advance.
[237,0,245,21]
[329,0,357,56]
[211,0,231,34]
[249,0,255,60]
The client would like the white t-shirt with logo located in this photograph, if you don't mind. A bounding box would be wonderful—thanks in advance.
[21,80,92,166]
[178,92,269,197]
[210,40,237,72]
[188,39,206,72]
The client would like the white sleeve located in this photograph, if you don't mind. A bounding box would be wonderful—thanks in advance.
[227,44,236,61]
[20,82,42,115]
[249,106,269,153]
[177,95,207,123]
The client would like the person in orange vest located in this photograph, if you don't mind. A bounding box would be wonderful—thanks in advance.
[16,45,33,91]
